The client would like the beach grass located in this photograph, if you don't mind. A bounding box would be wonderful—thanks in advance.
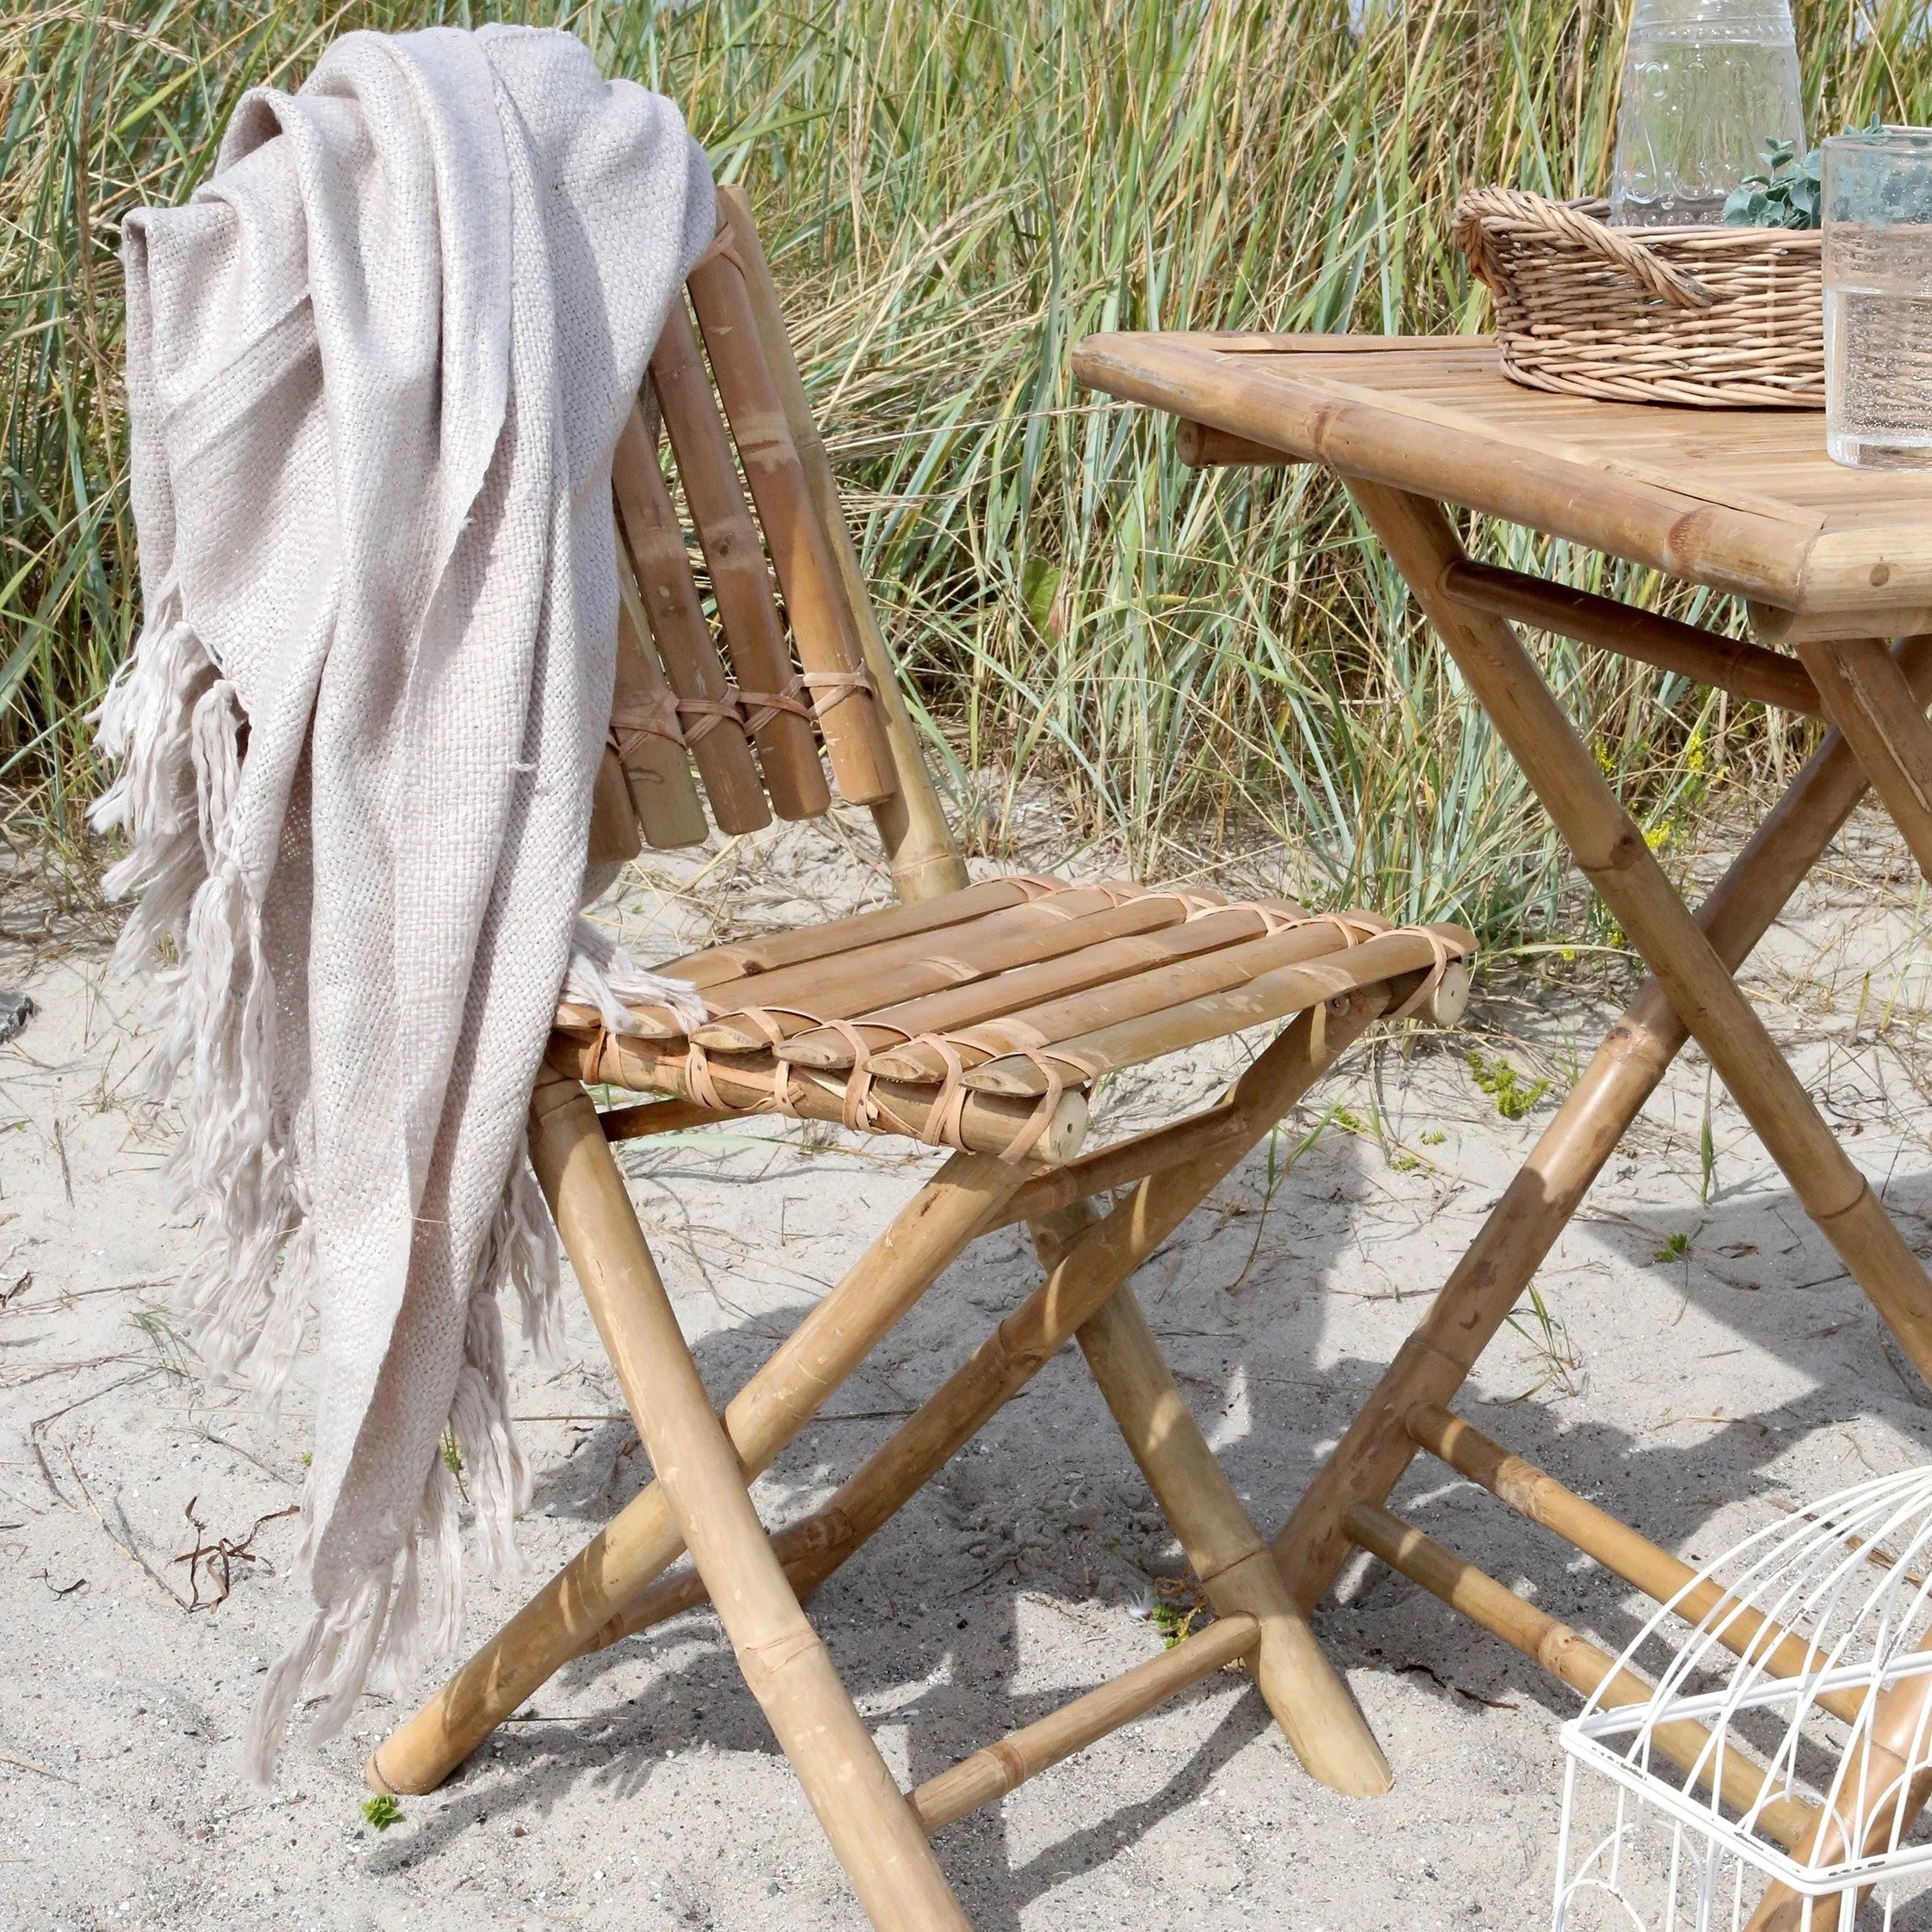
[4,0,1930,938]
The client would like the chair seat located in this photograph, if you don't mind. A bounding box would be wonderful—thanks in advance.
[558,875,1474,1166]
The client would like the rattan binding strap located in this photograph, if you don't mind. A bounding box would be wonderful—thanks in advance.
[1452,187,1823,410]
[612,671,877,752]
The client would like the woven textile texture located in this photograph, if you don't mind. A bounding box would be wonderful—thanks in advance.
[94,25,713,1776]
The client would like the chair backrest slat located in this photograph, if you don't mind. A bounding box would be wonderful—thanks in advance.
[715,187,965,903]
[612,400,772,835]
[651,300,829,822]
[588,189,969,906]
[612,544,711,850]
[686,234,897,807]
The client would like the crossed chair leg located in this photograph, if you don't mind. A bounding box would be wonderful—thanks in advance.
[369,984,1414,1923]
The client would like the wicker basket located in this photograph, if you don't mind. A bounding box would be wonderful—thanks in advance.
[1452,186,1823,409]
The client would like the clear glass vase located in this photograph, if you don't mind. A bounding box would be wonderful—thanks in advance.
[1610,0,1805,227]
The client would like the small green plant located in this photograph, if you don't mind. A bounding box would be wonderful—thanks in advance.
[1150,1599,1197,1648]
[362,1794,403,1831]
[1656,1230,1692,1264]
[1723,135,1822,229]
[1419,1129,1447,1147]
[1505,1284,1583,1399]
[1467,1050,1547,1123]
[440,1431,464,1480]
[1390,1153,1418,1172]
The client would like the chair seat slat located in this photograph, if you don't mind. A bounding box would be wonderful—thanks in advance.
[865,913,1388,1080]
[652,876,1064,995]
[778,899,1309,1069]
[686,886,1154,1046]
[962,923,1474,1094]
[693,891,1194,1050]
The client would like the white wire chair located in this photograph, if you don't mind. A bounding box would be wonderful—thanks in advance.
[1554,1467,1932,1932]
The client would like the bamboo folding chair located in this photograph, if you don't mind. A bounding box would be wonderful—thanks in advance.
[363,192,1476,1929]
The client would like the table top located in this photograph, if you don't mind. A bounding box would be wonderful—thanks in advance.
[1072,332,1932,631]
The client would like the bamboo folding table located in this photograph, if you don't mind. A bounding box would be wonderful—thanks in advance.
[1072,329,1932,1846]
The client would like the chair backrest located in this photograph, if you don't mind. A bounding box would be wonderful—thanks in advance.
[589,185,968,908]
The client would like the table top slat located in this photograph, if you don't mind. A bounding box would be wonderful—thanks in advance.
[1074,332,1932,620]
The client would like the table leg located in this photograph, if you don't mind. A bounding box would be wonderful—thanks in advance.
[1798,635,1932,883]
[1345,479,1932,1380]
[1275,622,1932,1608]
[1273,483,1932,1619]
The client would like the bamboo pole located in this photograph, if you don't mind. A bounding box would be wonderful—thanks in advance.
[908,1614,1262,1834]
[717,185,969,904]
[1406,1405,1865,1726]
[1443,558,1824,717]
[1798,636,1932,887]
[655,876,1057,994]
[988,1099,1250,1232]
[1347,483,1932,1376]
[651,299,829,821]
[1751,600,1932,647]
[864,908,1372,1082]
[368,1138,1025,1799]
[1744,1671,1932,1930]
[614,991,1387,1641]
[585,741,643,865]
[1271,618,1932,1620]
[1342,1502,1817,1853]
[570,1026,1088,1164]
[957,925,1472,1095]
[1176,419,1295,467]
[613,544,710,849]
[687,231,895,807]
[494,1067,969,1930]
[611,400,771,835]
[780,901,1306,1069]
[1074,1269,1392,1794]
[1073,332,1809,607]
[598,1097,739,1141]
[693,889,1189,1052]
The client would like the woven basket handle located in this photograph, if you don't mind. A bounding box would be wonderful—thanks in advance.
[1452,187,1716,311]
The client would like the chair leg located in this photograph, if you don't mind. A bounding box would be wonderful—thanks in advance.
[369,1135,1023,1797]
[510,1068,968,1932]
[1070,1259,1392,1796]
[613,992,1387,1644]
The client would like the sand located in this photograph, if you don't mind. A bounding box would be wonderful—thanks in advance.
[6,801,1932,1930]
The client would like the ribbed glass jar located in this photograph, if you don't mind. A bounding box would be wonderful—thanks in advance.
[1609,0,1804,227]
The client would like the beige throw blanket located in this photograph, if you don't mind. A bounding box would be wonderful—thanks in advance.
[95,25,712,1776]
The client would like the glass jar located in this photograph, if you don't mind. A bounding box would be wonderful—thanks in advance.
[1610,0,1805,227]
[1824,127,1932,469]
